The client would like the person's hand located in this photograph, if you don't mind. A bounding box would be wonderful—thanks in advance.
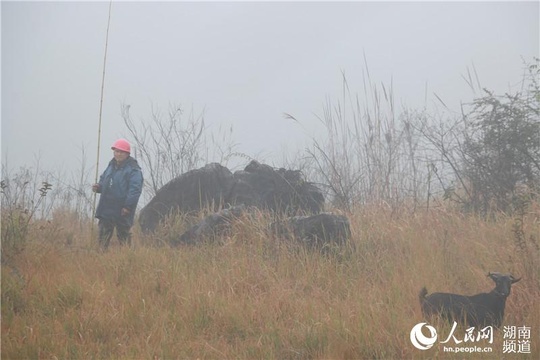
[92,184,100,193]
[121,208,131,217]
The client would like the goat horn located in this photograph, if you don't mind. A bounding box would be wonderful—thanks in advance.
[511,276,522,283]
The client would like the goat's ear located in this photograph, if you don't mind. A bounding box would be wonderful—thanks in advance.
[487,272,500,280]
[511,276,522,284]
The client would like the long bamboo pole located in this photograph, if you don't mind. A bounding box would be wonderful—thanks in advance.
[92,0,113,230]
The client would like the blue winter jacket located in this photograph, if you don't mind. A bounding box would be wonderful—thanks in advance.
[95,157,143,226]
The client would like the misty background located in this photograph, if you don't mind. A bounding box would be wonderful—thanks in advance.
[2,1,539,210]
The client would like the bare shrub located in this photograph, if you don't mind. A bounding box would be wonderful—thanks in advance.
[121,102,241,204]
[460,60,540,213]
[1,163,54,260]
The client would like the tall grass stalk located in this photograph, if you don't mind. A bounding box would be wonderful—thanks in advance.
[300,67,432,212]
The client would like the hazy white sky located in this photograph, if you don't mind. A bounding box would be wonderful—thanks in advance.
[2,1,539,176]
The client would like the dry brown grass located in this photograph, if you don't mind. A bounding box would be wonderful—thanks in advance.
[2,204,539,359]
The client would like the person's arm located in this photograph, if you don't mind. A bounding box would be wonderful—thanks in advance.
[92,166,109,193]
[123,167,143,213]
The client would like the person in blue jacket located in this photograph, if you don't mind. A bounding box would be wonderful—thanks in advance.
[92,138,143,250]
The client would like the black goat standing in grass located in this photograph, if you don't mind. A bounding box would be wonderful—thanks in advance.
[419,272,521,328]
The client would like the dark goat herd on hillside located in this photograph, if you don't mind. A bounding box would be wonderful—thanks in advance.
[140,161,522,327]
[139,161,349,248]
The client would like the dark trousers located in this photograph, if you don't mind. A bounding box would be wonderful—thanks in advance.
[98,217,132,250]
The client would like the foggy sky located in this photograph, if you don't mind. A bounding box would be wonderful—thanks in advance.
[2,1,539,176]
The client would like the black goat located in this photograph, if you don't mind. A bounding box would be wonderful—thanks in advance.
[419,272,521,327]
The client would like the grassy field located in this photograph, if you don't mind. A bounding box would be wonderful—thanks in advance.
[2,204,539,359]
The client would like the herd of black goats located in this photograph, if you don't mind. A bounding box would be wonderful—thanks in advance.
[139,161,522,329]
